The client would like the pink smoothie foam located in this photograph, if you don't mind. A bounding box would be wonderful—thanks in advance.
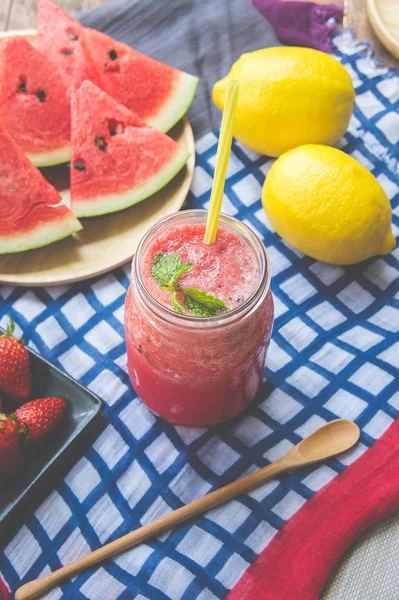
[142,223,259,311]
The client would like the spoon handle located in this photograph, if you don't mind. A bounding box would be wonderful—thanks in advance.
[15,457,296,600]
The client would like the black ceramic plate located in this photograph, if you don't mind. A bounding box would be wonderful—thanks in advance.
[0,341,103,532]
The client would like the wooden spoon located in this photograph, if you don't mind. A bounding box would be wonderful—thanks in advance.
[15,419,360,600]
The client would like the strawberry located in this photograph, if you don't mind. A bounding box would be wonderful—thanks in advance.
[0,318,31,403]
[0,413,26,477]
[15,397,66,442]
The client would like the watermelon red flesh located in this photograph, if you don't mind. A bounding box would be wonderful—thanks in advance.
[0,129,82,254]
[81,28,199,132]
[37,0,86,89]
[71,81,190,217]
[0,38,70,167]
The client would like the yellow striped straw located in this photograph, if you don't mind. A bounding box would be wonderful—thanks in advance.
[204,79,240,245]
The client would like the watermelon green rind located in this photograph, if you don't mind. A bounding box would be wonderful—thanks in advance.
[146,72,199,132]
[0,37,71,168]
[73,146,190,218]
[0,212,82,254]
[0,126,82,254]
[80,28,199,134]
[26,144,71,168]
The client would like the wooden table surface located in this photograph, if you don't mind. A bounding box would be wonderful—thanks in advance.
[1,0,398,68]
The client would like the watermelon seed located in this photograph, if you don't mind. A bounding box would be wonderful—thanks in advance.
[68,31,79,41]
[109,49,118,61]
[62,49,74,56]
[36,89,46,102]
[109,121,124,136]
[18,81,27,92]
[73,161,86,171]
[95,137,107,152]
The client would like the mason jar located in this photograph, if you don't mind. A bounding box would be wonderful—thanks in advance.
[125,210,274,426]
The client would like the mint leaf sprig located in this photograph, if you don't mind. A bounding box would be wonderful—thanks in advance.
[151,252,227,317]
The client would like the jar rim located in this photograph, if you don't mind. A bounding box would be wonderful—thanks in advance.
[133,209,271,329]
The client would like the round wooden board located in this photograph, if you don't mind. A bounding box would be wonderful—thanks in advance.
[0,30,195,287]
[367,0,399,60]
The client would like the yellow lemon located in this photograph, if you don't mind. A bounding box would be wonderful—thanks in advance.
[213,47,355,157]
[262,145,395,264]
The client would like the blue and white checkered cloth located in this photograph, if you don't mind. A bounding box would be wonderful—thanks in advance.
[0,31,398,599]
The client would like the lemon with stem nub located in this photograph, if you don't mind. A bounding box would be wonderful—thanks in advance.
[262,145,395,265]
[213,47,355,157]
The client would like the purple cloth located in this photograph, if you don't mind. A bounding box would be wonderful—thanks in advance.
[252,0,343,52]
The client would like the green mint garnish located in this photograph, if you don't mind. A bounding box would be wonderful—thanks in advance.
[170,290,186,314]
[151,252,227,317]
[169,262,194,287]
[151,252,191,289]
[182,288,227,317]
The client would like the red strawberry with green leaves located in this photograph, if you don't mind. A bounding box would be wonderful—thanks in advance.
[15,397,66,442]
[0,318,31,403]
[0,413,26,477]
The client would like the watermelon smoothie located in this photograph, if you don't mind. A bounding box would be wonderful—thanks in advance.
[125,210,274,426]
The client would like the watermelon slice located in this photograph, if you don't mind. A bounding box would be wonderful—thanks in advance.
[37,0,97,91]
[81,28,199,132]
[71,81,190,217]
[0,38,70,167]
[0,129,82,254]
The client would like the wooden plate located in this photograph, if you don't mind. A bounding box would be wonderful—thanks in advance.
[367,0,399,60]
[0,30,195,286]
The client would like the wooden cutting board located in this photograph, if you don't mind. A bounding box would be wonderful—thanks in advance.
[0,30,195,287]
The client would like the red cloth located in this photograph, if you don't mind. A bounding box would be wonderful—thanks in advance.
[228,418,399,600]
[0,577,9,600]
